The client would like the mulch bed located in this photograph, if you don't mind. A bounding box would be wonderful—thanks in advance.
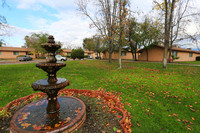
[0,89,132,133]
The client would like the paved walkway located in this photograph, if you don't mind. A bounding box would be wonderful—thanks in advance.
[0,58,93,65]
[0,59,46,65]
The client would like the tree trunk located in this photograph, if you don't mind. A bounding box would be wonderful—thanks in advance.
[163,0,175,68]
[163,44,169,69]
[168,42,172,63]
[118,45,122,68]
[109,51,112,63]
[163,0,169,69]
[146,48,148,61]
[131,51,134,61]
[134,43,138,61]
[134,51,137,61]
[108,38,113,63]
[98,52,101,59]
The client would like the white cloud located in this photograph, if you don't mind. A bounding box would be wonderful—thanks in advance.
[4,0,94,48]
[131,0,153,13]
[0,24,42,47]
[26,16,49,28]
[14,0,76,11]
[4,14,94,48]
[5,0,200,50]
[44,12,94,48]
[186,22,199,35]
[16,0,42,10]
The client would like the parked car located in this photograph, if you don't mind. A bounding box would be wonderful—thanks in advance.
[95,56,101,59]
[55,55,67,61]
[88,55,93,59]
[17,55,32,61]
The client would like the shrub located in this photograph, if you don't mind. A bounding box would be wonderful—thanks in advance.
[71,49,77,60]
[95,57,101,59]
[196,56,200,61]
[172,55,179,60]
[37,56,46,59]
[71,48,84,60]
[84,55,89,58]
[27,52,34,55]
[66,55,71,58]
[17,55,24,57]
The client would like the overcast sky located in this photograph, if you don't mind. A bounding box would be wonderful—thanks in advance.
[0,0,199,49]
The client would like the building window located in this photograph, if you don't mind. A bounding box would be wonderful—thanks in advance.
[121,51,126,56]
[13,51,19,55]
[172,51,177,57]
[67,52,71,56]
[189,52,193,57]
[88,53,91,56]
[0,51,1,55]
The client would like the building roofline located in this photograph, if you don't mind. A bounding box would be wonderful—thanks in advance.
[137,45,200,54]
[0,47,34,52]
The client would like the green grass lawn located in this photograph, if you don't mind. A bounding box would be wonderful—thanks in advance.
[0,60,200,132]
[175,61,200,64]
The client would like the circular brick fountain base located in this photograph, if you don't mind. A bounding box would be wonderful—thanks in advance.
[10,96,86,133]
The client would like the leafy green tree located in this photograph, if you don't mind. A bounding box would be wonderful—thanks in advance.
[0,39,5,47]
[71,48,84,60]
[56,41,63,54]
[93,36,103,58]
[71,49,76,60]
[83,38,95,51]
[127,18,142,61]
[140,17,161,61]
[24,32,49,58]
[83,36,103,58]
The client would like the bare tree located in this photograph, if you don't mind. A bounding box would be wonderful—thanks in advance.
[168,0,200,61]
[154,0,200,67]
[162,0,176,69]
[0,0,9,43]
[118,0,129,68]
[154,0,182,68]
[77,0,118,63]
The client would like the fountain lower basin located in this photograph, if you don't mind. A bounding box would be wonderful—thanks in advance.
[10,96,86,133]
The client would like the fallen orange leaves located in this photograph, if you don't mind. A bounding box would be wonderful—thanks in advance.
[21,123,31,129]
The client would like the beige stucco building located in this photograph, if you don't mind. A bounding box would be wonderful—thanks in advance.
[102,50,138,60]
[137,45,200,62]
[60,49,102,59]
[0,47,35,59]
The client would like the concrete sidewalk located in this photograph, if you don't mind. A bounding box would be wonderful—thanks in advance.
[0,59,46,65]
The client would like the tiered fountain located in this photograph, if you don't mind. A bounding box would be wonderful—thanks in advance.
[10,35,86,133]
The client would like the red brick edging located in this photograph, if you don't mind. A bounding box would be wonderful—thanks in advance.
[0,89,132,133]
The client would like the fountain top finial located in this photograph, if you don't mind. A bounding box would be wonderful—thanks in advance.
[41,35,60,54]
[48,35,55,43]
